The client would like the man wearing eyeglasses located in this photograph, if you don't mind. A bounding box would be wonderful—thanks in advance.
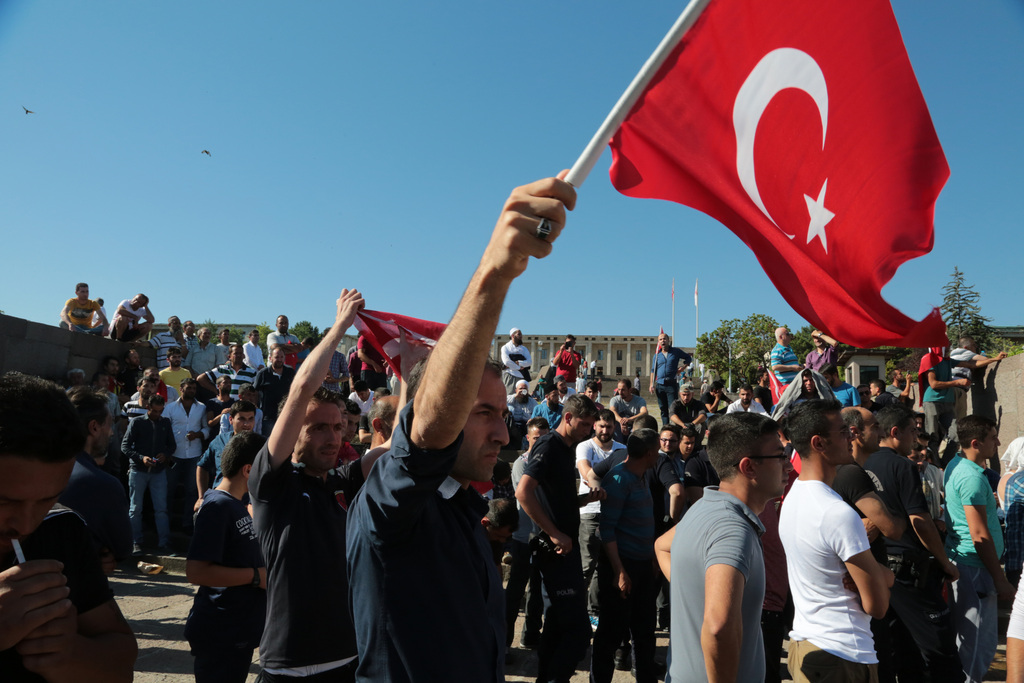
[656,412,790,683]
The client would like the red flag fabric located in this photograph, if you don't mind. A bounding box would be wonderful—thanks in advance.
[768,370,786,405]
[609,0,949,348]
[353,310,447,382]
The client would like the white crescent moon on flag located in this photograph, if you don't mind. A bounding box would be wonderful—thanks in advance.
[733,47,828,239]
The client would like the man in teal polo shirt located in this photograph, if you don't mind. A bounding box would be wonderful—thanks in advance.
[944,414,1016,683]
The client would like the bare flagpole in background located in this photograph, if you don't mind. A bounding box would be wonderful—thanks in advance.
[564,0,713,188]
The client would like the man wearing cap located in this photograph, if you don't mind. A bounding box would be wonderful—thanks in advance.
[507,379,538,449]
[501,327,533,395]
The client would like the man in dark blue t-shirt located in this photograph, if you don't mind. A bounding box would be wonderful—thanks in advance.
[347,174,578,683]
[186,431,267,683]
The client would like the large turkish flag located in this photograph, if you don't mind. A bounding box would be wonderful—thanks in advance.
[354,310,447,381]
[609,0,949,348]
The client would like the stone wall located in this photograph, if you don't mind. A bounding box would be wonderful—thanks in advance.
[0,313,156,382]
[967,352,1024,455]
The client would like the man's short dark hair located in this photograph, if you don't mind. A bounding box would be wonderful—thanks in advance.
[220,431,267,479]
[596,409,616,424]
[876,404,915,438]
[66,386,110,433]
[738,384,753,393]
[237,382,256,395]
[707,412,779,479]
[526,416,549,431]
[180,377,197,389]
[586,381,599,392]
[90,370,107,386]
[679,424,697,440]
[660,424,682,439]
[634,414,659,433]
[564,394,598,421]
[353,380,369,393]
[166,346,182,357]
[711,380,725,391]
[627,428,659,459]
[149,394,167,407]
[101,355,119,370]
[230,400,257,418]
[786,399,843,458]
[485,497,519,532]
[821,364,839,378]
[76,282,88,290]
[958,414,997,449]
[137,376,151,388]
[869,378,887,392]
[343,399,361,417]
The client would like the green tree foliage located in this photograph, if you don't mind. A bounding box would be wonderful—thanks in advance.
[790,325,816,361]
[941,267,993,349]
[290,320,320,344]
[696,313,780,387]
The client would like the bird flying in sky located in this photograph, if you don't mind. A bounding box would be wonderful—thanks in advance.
[201,150,211,156]
[23,106,34,114]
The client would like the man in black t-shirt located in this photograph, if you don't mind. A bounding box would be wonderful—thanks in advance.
[0,372,137,682]
[186,431,267,683]
[669,382,708,442]
[863,404,963,683]
[832,406,907,681]
[249,290,366,682]
[754,368,774,416]
[518,394,604,683]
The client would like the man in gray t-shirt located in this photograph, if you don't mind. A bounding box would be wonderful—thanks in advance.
[655,412,790,682]
[609,379,648,441]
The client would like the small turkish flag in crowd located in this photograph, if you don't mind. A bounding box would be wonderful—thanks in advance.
[609,0,949,348]
[354,310,447,381]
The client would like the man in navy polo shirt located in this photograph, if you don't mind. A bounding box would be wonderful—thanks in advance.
[347,173,577,683]
[248,289,366,683]
[649,332,691,426]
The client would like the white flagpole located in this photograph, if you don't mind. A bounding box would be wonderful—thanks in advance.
[564,0,714,188]
[694,277,699,380]
[671,278,675,341]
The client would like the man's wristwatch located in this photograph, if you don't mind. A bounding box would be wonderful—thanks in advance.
[251,567,261,587]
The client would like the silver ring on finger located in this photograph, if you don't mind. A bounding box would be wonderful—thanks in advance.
[536,217,552,241]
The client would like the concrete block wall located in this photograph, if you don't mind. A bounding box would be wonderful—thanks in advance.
[0,313,156,383]
[974,353,1024,450]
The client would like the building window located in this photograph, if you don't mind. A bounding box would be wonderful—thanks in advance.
[616,350,623,361]
[615,366,623,376]
[860,365,880,384]
[540,349,548,360]
[636,350,643,361]
[597,350,604,361]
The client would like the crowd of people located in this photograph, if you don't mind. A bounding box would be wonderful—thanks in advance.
[2,173,1023,683]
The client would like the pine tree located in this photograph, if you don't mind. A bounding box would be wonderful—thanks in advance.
[941,267,992,349]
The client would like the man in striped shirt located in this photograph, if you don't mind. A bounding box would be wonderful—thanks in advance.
[590,428,661,683]
[770,326,802,387]
[198,343,258,400]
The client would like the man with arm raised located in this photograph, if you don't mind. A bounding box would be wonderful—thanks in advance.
[347,173,576,683]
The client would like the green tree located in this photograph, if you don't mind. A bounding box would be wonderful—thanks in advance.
[696,313,780,388]
[941,267,993,349]
[790,324,816,361]
[290,320,321,344]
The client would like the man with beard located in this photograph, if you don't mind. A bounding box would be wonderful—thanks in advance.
[198,343,258,400]
[150,316,188,370]
[249,289,365,681]
[518,394,604,683]
[576,409,626,626]
[804,329,839,373]
[726,384,769,415]
[164,378,209,533]
[254,348,296,437]
[507,379,538,448]
[110,293,154,342]
[159,347,191,403]
[532,383,564,430]
[501,327,533,395]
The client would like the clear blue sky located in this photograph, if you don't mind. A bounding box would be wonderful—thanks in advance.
[2,1,1021,348]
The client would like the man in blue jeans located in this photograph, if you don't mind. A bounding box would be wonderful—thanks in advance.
[649,332,691,427]
[122,393,176,555]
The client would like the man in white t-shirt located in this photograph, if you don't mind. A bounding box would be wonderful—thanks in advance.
[725,385,768,415]
[110,293,154,342]
[779,398,894,681]
[576,408,625,624]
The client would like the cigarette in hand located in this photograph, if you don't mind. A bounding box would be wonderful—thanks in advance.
[12,539,26,564]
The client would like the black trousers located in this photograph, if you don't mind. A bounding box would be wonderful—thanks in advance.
[886,573,964,683]
[505,539,543,645]
[534,545,592,683]
[256,661,356,683]
[192,644,254,683]
[591,554,657,683]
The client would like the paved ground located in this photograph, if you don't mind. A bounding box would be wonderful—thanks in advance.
[111,557,1011,682]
